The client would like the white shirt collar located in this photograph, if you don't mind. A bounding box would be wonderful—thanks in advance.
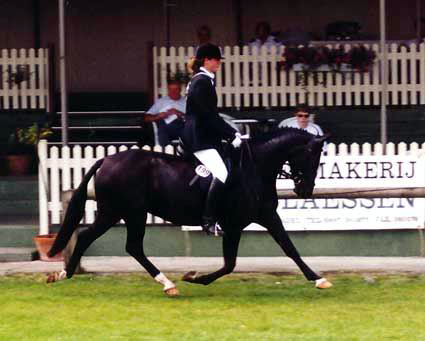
[186,67,215,93]
[199,67,215,79]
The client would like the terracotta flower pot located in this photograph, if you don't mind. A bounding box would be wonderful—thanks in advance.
[33,233,64,262]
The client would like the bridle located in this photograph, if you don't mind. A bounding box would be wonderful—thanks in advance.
[278,161,304,186]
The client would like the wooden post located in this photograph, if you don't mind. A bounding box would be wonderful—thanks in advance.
[47,43,56,114]
[33,0,41,49]
[233,0,243,47]
[146,41,154,106]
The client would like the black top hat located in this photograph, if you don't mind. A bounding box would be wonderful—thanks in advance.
[196,43,223,60]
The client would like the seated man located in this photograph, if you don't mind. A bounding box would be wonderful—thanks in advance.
[278,104,324,136]
[143,80,186,146]
[248,21,282,54]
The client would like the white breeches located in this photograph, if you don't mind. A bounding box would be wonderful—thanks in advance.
[194,149,228,183]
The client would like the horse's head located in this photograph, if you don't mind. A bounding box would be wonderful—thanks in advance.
[286,134,328,198]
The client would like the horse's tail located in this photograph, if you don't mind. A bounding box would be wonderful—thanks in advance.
[48,159,104,257]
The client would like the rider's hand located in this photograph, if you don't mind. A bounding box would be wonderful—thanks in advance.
[231,133,242,148]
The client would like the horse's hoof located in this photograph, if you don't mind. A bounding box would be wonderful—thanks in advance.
[315,278,333,289]
[46,270,67,284]
[46,272,58,283]
[164,287,179,297]
[182,271,198,282]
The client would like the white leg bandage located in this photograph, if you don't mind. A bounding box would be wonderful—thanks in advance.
[58,269,67,281]
[154,272,176,291]
[315,278,327,287]
[194,149,228,183]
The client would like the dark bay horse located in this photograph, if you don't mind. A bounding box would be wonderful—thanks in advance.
[48,127,331,295]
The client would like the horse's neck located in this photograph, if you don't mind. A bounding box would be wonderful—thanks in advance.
[252,134,305,177]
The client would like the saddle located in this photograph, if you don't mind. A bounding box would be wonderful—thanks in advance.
[178,139,234,191]
[179,138,262,224]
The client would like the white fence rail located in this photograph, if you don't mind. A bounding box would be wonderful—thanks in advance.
[153,43,425,108]
[0,48,50,110]
[38,140,425,234]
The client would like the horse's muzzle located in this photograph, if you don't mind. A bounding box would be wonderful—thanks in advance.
[293,185,313,199]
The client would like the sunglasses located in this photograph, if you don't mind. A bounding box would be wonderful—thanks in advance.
[296,114,309,118]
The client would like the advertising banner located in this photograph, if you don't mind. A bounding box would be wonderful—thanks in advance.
[246,155,425,231]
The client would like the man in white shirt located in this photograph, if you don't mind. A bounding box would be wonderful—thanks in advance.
[278,104,324,136]
[144,80,186,146]
[248,21,281,83]
[248,21,282,55]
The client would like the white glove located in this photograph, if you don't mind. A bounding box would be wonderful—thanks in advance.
[231,133,242,148]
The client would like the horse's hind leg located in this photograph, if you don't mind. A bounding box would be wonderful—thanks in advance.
[182,228,241,285]
[124,212,178,296]
[47,209,118,283]
[49,209,119,283]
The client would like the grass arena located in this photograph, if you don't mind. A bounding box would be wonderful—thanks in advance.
[1,270,425,340]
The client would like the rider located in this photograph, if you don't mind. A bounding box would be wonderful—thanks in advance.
[183,43,242,235]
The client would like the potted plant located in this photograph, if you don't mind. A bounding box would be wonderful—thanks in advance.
[34,233,64,262]
[7,65,33,87]
[346,45,377,72]
[278,44,376,89]
[6,123,52,176]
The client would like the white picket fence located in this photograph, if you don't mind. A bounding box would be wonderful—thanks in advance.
[0,48,50,110]
[153,43,425,108]
[37,139,425,235]
[38,141,180,234]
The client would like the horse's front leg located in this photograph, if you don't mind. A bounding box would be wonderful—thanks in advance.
[182,229,241,285]
[124,213,179,297]
[258,208,332,289]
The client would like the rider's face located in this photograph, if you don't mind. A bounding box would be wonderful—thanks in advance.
[203,58,221,73]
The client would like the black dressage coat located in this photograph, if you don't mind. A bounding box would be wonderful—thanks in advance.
[182,73,236,152]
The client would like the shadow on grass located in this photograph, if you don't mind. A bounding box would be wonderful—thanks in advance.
[2,273,424,304]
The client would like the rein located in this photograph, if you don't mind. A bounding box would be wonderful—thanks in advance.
[279,166,304,186]
[239,139,254,168]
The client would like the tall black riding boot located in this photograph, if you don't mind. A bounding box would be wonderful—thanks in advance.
[202,177,224,236]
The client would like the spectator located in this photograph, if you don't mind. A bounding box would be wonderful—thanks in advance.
[278,104,324,136]
[197,25,212,46]
[143,80,186,146]
[248,21,282,54]
[194,25,223,58]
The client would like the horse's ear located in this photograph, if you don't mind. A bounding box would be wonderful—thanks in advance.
[314,133,330,144]
[308,133,329,152]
